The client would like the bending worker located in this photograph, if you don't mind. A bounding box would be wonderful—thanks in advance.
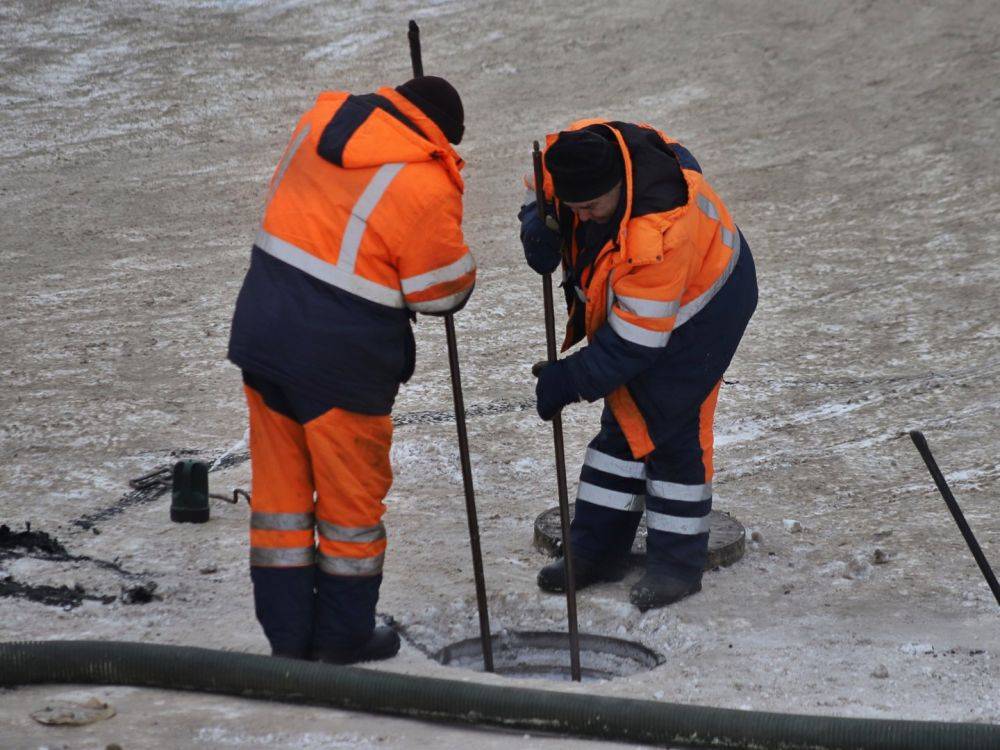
[228,77,475,663]
[520,120,757,610]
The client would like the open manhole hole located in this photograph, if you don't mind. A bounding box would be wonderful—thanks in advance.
[534,504,745,569]
[435,630,663,682]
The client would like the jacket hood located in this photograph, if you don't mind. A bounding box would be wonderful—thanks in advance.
[314,89,464,190]
[610,123,687,218]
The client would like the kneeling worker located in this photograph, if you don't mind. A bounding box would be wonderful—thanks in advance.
[228,77,475,662]
[520,120,757,610]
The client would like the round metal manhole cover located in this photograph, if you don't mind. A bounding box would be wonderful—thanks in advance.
[534,504,745,570]
[435,629,663,682]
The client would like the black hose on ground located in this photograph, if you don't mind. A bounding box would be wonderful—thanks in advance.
[1,641,997,749]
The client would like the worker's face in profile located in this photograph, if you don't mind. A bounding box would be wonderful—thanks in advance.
[564,181,622,224]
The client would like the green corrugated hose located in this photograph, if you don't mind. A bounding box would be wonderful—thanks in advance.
[1,641,997,749]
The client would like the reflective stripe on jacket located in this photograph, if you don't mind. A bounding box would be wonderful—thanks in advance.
[228,88,476,415]
[539,120,751,458]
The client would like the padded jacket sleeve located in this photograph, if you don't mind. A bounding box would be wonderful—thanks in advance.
[393,180,477,316]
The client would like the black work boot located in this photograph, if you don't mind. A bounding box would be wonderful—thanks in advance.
[629,572,702,611]
[313,626,401,665]
[537,555,628,593]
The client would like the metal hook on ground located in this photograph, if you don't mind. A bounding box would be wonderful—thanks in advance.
[128,467,172,492]
[209,489,250,505]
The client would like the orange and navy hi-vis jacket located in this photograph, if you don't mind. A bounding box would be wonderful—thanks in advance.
[537,119,753,459]
[228,88,476,415]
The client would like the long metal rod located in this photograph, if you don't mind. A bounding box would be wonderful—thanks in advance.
[909,430,1000,607]
[533,141,582,681]
[445,314,495,671]
[407,20,424,77]
[408,18,493,671]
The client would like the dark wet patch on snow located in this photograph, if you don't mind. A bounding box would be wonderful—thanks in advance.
[0,523,68,558]
[0,523,159,609]
[0,577,115,608]
[0,576,160,609]
[1,523,146,579]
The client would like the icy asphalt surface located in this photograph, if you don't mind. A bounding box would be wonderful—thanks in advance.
[0,1,998,748]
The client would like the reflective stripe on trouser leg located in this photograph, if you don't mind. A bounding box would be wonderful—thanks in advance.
[571,407,646,564]
[306,404,393,651]
[642,381,721,581]
[243,378,317,656]
[244,382,316,569]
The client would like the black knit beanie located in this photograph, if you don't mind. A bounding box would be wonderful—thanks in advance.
[545,130,623,202]
[395,76,464,145]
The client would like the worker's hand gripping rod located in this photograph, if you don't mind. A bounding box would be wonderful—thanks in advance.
[532,141,582,682]
[409,20,494,672]
[910,431,1000,608]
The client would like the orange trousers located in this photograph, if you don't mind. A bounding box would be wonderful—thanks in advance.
[245,383,393,573]
[242,372,392,656]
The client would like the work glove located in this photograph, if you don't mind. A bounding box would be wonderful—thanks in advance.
[532,359,581,421]
[518,201,562,275]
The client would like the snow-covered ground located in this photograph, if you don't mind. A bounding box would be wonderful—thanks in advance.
[1,1,998,747]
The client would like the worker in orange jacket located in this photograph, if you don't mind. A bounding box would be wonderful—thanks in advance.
[228,76,475,663]
[520,121,757,610]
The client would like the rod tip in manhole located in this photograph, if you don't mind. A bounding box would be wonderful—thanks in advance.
[434,630,663,682]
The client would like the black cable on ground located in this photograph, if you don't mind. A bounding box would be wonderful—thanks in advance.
[1,641,998,749]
